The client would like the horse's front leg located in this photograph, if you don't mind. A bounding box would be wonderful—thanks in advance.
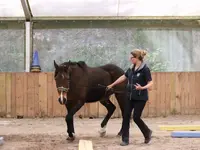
[65,101,84,141]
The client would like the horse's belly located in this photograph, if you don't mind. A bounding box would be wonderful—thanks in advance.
[85,70,112,102]
[86,88,105,102]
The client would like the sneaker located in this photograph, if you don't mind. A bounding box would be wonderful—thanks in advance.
[144,130,152,144]
[120,141,129,146]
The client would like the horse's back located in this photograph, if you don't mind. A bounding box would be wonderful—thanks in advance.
[85,66,112,102]
[99,64,126,89]
[85,63,126,103]
[86,63,124,86]
[99,64,125,79]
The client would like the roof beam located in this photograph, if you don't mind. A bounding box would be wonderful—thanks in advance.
[197,20,200,25]
[20,0,33,21]
[0,17,25,21]
[32,16,200,21]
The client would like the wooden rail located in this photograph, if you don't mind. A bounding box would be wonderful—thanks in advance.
[0,72,200,118]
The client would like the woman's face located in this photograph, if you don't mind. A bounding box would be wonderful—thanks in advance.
[129,55,138,64]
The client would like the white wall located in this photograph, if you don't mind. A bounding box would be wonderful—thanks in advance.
[28,0,200,16]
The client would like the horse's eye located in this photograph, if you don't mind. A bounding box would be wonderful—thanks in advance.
[54,71,58,78]
[54,74,59,80]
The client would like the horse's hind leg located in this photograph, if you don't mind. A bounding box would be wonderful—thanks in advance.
[115,93,126,137]
[99,98,116,137]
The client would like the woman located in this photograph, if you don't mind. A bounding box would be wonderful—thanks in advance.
[107,49,153,146]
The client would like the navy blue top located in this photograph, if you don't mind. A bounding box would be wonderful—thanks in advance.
[124,62,152,101]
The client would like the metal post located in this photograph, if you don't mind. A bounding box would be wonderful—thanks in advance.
[25,21,32,72]
[20,0,33,72]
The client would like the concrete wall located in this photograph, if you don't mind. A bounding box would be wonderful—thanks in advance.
[32,21,200,72]
[0,21,25,72]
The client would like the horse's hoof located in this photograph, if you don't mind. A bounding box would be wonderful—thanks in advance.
[99,131,106,137]
[116,132,122,137]
[116,134,121,137]
[98,126,106,137]
[66,136,75,141]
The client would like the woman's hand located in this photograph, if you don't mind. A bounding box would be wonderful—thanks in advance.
[106,75,127,91]
[134,83,144,90]
[106,84,113,90]
[134,80,153,90]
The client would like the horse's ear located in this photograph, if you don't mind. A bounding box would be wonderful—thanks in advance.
[54,60,59,70]
[77,61,86,69]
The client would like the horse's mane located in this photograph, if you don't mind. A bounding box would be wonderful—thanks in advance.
[60,61,87,70]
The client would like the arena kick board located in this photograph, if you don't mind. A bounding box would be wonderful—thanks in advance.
[159,125,200,131]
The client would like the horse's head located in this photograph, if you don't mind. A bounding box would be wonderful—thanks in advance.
[54,60,72,105]
[53,60,86,105]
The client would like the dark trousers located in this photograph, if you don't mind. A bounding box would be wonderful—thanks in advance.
[122,99,150,142]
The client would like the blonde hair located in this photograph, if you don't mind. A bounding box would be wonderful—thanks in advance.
[131,49,147,61]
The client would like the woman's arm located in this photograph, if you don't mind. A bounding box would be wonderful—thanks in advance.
[141,80,153,90]
[107,75,127,89]
[134,81,153,90]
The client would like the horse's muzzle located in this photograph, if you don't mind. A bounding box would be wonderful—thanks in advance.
[58,97,67,105]
[57,87,68,105]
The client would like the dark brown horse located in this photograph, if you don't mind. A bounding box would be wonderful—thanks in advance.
[53,60,127,141]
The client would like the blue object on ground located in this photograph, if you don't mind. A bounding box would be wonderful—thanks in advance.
[171,131,200,138]
[31,50,40,67]
[31,50,41,72]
